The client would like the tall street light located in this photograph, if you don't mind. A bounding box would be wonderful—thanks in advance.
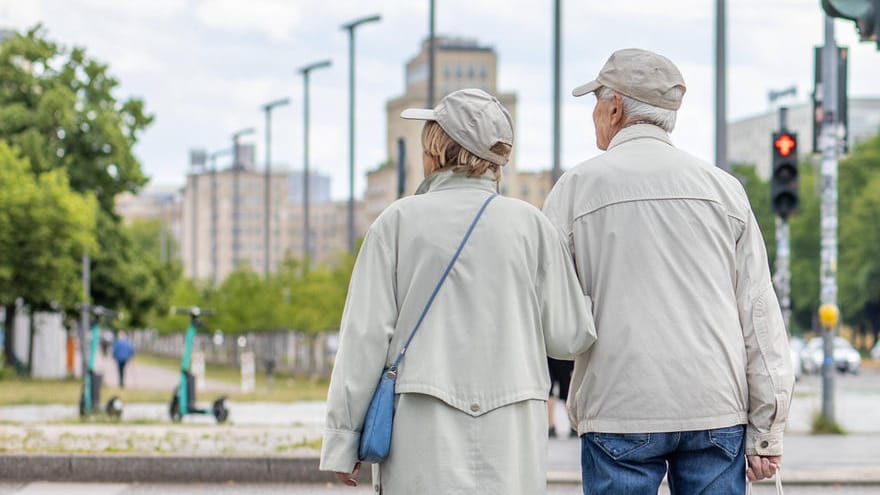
[427,0,436,107]
[715,0,729,172]
[209,148,232,285]
[261,98,291,277]
[231,127,256,270]
[341,14,381,253]
[298,60,332,271]
[552,0,562,185]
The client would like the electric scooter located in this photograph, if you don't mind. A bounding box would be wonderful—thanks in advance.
[79,306,123,419]
[168,306,229,423]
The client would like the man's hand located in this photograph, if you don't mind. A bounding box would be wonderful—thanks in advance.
[335,462,362,487]
[747,455,781,481]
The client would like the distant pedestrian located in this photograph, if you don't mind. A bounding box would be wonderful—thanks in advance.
[543,48,794,494]
[112,331,135,388]
[320,88,596,494]
[99,328,113,357]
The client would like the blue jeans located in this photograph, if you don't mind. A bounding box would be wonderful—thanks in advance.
[581,425,746,495]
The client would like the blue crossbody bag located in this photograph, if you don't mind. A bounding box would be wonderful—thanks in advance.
[357,193,497,463]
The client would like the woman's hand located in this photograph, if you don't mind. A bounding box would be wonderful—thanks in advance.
[335,462,362,487]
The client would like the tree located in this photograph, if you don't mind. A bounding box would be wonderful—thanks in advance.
[0,142,96,366]
[0,26,152,214]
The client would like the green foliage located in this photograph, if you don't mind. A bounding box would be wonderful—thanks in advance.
[0,25,152,214]
[0,141,97,309]
[148,251,357,335]
[811,410,846,435]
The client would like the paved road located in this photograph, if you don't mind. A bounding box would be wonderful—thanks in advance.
[1,482,878,494]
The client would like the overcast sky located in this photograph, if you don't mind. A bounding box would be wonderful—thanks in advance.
[3,0,880,199]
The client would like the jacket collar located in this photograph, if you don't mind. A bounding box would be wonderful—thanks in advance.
[607,123,673,151]
[415,168,499,195]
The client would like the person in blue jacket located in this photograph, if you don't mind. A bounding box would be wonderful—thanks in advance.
[112,331,135,388]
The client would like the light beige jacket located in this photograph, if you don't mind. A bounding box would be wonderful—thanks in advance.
[320,170,597,474]
[543,124,794,456]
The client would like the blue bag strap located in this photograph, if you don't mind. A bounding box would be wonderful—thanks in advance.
[390,193,497,372]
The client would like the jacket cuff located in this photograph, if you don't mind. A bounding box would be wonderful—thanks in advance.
[745,426,784,456]
[319,428,361,473]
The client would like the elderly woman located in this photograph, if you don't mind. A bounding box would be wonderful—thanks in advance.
[319,88,596,494]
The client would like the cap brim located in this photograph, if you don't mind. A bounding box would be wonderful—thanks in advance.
[400,108,437,120]
[572,80,601,97]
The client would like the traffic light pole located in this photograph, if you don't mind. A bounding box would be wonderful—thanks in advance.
[819,14,840,423]
[774,108,792,330]
[773,217,792,331]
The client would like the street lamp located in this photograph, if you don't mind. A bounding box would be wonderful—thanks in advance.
[209,148,232,285]
[231,127,256,270]
[551,0,561,185]
[261,98,291,277]
[427,0,436,108]
[298,60,332,270]
[341,14,381,253]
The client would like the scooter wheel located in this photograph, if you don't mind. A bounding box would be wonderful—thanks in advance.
[105,396,124,419]
[169,393,182,422]
[212,396,229,424]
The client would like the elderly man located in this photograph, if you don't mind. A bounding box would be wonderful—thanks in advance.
[543,48,794,494]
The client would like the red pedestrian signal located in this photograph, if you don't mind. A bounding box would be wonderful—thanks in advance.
[774,134,796,157]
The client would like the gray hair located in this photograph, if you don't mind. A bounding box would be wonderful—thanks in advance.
[597,86,681,133]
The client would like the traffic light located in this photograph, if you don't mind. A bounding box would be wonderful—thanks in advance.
[771,132,799,219]
[822,0,880,48]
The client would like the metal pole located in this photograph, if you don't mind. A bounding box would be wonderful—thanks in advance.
[298,60,331,271]
[819,14,839,423]
[231,128,256,272]
[262,98,291,278]
[265,108,272,277]
[427,0,436,107]
[191,172,198,279]
[774,217,792,329]
[79,253,90,380]
[342,15,381,254]
[715,0,728,172]
[552,0,562,185]
[397,137,406,199]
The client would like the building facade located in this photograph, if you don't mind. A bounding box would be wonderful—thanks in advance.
[729,97,880,178]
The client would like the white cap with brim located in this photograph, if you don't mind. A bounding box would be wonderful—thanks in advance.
[571,48,687,111]
[400,88,514,166]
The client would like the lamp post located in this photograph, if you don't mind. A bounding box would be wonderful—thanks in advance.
[298,60,332,270]
[715,0,729,172]
[342,14,381,253]
[231,128,256,270]
[551,0,562,185]
[427,0,436,107]
[260,98,291,277]
[209,148,232,285]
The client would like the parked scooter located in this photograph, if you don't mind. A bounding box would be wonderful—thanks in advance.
[168,306,229,423]
[79,306,123,419]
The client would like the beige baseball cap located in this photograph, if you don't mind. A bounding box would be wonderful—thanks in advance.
[401,88,514,166]
[572,48,687,110]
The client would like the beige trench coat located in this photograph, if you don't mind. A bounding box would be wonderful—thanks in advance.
[320,170,596,494]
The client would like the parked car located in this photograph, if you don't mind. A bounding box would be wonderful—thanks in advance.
[801,337,861,375]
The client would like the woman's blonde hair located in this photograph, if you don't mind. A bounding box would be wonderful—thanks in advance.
[421,121,511,181]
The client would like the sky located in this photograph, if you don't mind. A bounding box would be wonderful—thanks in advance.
[3,0,880,200]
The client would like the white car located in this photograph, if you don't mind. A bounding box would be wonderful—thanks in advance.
[802,337,861,375]
[789,337,804,380]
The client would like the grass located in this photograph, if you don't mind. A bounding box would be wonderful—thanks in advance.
[811,410,846,435]
[0,354,329,406]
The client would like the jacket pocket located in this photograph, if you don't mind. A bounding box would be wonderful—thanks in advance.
[707,425,745,459]
[588,433,652,461]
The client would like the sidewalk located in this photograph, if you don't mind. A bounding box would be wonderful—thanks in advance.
[1,368,878,484]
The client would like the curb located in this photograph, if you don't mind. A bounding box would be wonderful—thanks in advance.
[3,455,880,486]
[0,455,336,483]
